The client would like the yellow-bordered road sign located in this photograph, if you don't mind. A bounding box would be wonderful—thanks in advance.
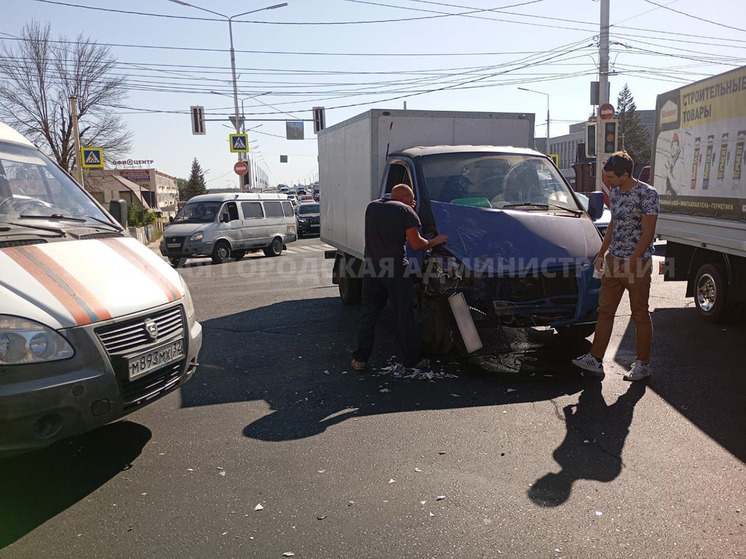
[549,153,559,166]
[81,147,104,169]
[229,133,249,153]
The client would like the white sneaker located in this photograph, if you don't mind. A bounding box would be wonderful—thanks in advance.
[624,360,651,381]
[572,353,605,376]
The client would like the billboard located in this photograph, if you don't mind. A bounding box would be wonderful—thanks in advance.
[652,65,746,220]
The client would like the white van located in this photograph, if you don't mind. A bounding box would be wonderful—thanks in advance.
[0,122,203,454]
[160,192,297,265]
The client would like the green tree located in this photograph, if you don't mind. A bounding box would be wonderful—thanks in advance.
[616,84,651,166]
[0,21,132,172]
[184,158,207,200]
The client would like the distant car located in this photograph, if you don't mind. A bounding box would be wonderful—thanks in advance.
[574,191,611,238]
[286,194,298,207]
[298,195,314,203]
[295,201,320,238]
[296,189,307,196]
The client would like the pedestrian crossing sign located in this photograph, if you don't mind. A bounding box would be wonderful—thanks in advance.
[81,147,104,169]
[229,134,249,153]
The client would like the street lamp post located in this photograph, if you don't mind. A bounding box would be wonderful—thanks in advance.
[518,87,550,156]
[168,0,287,188]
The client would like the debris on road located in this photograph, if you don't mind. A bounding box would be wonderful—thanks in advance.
[254,504,264,511]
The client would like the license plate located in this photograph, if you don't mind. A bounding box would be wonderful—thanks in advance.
[127,339,184,381]
[167,243,181,248]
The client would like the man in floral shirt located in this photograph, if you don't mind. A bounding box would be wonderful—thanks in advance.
[573,151,659,381]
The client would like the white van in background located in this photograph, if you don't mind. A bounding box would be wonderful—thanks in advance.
[160,192,297,266]
[0,121,203,454]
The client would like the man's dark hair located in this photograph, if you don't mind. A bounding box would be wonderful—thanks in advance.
[603,151,634,177]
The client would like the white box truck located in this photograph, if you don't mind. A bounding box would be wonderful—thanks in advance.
[319,109,606,355]
[653,66,746,322]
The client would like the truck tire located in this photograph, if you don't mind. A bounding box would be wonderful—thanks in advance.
[339,275,362,305]
[694,263,731,323]
[263,237,283,257]
[556,323,597,339]
[416,290,454,356]
[211,240,231,264]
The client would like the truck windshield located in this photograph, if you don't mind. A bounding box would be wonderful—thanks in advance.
[173,201,221,223]
[0,142,114,228]
[421,153,581,212]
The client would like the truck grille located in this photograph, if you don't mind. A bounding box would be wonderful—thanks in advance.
[164,236,186,255]
[96,305,186,409]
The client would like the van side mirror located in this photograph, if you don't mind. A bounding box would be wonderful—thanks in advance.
[220,213,230,223]
[109,199,128,228]
[587,191,605,221]
[169,215,174,224]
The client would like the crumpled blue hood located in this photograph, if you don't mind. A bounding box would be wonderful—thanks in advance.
[427,201,602,274]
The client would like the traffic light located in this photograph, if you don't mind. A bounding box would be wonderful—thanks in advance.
[585,122,596,158]
[603,120,618,154]
[313,106,326,133]
[190,105,205,135]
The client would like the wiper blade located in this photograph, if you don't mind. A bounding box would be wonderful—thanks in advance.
[7,221,66,236]
[503,202,582,216]
[20,213,86,222]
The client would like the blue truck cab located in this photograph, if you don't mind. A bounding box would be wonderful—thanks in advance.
[380,146,604,354]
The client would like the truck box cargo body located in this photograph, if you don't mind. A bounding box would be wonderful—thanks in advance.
[320,109,605,355]
[652,65,746,322]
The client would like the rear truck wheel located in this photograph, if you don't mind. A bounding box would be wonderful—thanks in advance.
[339,274,362,305]
[211,240,231,264]
[415,289,454,356]
[694,263,731,323]
[556,323,597,339]
[263,237,283,257]
[232,250,246,261]
[169,257,184,268]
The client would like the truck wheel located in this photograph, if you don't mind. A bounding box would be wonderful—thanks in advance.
[556,324,597,339]
[169,257,185,268]
[339,275,362,305]
[416,290,454,356]
[232,250,246,261]
[694,263,731,323]
[263,237,283,257]
[211,241,231,264]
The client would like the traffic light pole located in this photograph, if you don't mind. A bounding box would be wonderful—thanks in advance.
[595,0,610,192]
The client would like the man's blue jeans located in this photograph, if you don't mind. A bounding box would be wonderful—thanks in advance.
[353,273,421,367]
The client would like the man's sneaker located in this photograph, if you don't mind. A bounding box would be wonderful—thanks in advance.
[623,360,651,381]
[571,353,605,376]
[351,359,366,371]
[404,358,430,372]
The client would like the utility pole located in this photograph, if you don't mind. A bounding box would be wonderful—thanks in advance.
[595,0,610,191]
[69,96,84,188]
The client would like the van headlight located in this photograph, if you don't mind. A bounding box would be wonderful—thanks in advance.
[180,279,196,320]
[190,232,203,242]
[0,315,74,365]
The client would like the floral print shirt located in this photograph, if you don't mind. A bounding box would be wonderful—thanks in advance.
[609,180,659,260]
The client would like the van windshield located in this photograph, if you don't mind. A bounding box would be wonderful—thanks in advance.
[0,141,114,228]
[421,153,581,212]
[173,201,221,223]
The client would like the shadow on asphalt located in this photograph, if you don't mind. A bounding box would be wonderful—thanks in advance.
[182,297,598,443]
[0,421,151,549]
[639,306,746,463]
[529,381,646,506]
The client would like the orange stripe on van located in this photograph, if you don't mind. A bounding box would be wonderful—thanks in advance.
[24,245,112,322]
[3,247,102,325]
[101,239,180,302]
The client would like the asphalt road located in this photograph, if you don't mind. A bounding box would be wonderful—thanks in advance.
[1,237,744,558]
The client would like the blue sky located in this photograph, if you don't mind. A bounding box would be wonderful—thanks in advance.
[2,0,745,189]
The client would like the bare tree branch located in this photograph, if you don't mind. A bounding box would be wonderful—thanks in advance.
[0,21,132,173]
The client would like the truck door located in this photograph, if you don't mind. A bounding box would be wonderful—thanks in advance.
[383,158,437,237]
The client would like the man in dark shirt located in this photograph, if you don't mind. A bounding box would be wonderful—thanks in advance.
[351,184,448,371]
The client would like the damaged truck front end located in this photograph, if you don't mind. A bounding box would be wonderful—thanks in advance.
[396,147,604,355]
